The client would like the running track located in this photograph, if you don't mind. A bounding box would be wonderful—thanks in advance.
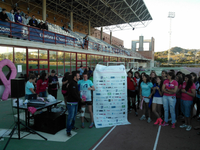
[90,110,200,150]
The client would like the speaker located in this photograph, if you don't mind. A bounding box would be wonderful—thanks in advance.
[34,112,66,134]
[11,78,25,98]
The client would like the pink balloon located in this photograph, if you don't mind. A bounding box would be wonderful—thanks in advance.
[0,59,17,100]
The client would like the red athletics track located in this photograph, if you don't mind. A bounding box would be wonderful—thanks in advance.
[90,110,200,150]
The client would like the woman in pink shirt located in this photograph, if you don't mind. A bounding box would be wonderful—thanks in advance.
[162,72,178,128]
[179,74,196,131]
[175,75,183,120]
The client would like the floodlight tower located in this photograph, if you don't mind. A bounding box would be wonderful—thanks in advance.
[168,12,175,65]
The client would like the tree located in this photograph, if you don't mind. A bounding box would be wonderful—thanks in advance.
[187,51,193,56]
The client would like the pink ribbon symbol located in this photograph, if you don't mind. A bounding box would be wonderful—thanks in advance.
[0,59,17,101]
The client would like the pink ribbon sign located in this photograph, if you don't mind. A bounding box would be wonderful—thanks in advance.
[0,59,17,100]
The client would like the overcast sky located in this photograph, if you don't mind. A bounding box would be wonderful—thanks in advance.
[110,0,200,52]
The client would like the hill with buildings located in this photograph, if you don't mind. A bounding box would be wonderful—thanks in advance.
[154,47,200,64]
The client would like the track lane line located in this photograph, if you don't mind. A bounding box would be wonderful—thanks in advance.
[153,125,161,150]
[92,126,116,150]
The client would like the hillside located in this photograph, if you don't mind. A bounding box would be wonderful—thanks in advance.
[155,47,200,55]
[154,47,200,64]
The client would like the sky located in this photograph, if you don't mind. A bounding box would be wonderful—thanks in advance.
[110,0,200,52]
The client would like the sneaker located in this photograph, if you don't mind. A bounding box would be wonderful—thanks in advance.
[180,124,188,128]
[67,132,72,137]
[154,118,160,125]
[140,115,146,120]
[171,123,175,129]
[161,121,169,126]
[186,125,192,131]
[81,123,85,129]
[135,112,138,117]
[147,117,151,123]
[89,123,94,128]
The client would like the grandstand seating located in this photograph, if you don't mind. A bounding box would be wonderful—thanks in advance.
[0,9,147,59]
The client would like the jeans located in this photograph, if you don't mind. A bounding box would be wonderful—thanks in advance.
[39,91,47,97]
[66,104,78,133]
[163,95,176,124]
[181,99,193,117]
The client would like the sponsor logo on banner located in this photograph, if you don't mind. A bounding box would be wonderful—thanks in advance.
[22,26,29,37]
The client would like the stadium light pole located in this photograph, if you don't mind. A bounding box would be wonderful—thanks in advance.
[168,12,175,65]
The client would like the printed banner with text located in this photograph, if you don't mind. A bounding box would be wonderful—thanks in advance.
[93,64,130,128]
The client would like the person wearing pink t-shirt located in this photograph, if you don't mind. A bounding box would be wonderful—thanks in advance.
[179,74,196,131]
[175,75,183,120]
[162,72,178,129]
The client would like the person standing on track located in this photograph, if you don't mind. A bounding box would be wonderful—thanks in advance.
[36,72,48,97]
[78,72,95,128]
[179,74,196,131]
[134,71,141,109]
[190,72,199,118]
[150,76,164,125]
[175,75,183,120]
[66,71,83,136]
[127,71,138,116]
[48,70,60,99]
[162,72,178,128]
[140,74,153,123]
[161,70,168,80]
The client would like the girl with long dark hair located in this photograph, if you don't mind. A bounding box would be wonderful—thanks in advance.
[179,74,196,131]
[162,72,178,128]
[62,72,70,100]
[134,71,141,109]
[140,74,153,123]
[161,70,168,80]
[190,72,199,118]
[36,72,48,97]
[127,71,138,116]
[150,76,163,125]
[175,75,183,119]
[150,71,157,85]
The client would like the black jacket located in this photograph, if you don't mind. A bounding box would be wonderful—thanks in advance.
[29,19,38,27]
[67,80,81,103]
[0,12,9,21]
[42,24,48,30]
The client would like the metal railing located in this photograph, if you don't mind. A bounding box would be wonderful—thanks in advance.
[0,20,134,56]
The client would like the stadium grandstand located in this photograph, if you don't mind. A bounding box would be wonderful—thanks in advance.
[0,0,153,77]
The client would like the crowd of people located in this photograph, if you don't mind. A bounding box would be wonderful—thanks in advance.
[24,66,200,136]
[0,8,48,30]
[127,69,200,132]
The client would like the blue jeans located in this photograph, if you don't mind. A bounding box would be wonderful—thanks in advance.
[163,95,176,124]
[39,91,47,97]
[181,99,193,117]
[66,104,78,133]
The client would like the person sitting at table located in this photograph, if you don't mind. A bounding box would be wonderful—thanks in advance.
[25,74,37,99]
